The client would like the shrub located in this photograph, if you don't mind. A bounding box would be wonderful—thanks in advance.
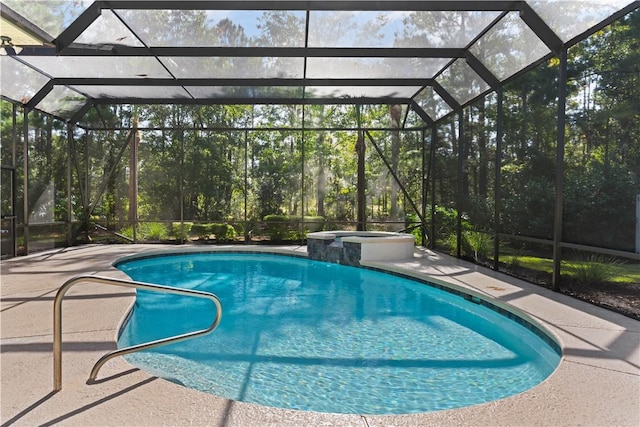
[190,224,211,240]
[405,213,422,244]
[263,214,290,241]
[508,256,522,269]
[171,222,193,240]
[142,222,169,241]
[118,222,169,241]
[463,231,493,262]
[566,254,622,285]
[433,206,458,242]
[119,225,134,239]
[442,232,458,255]
[506,247,525,269]
[303,216,325,232]
[441,230,492,261]
[262,215,322,241]
[211,223,236,242]
[432,206,473,241]
[187,223,237,242]
[263,214,289,222]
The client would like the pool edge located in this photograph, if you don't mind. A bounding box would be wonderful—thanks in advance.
[114,247,563,357]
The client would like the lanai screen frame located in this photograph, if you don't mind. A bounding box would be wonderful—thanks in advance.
[1,0,639,288]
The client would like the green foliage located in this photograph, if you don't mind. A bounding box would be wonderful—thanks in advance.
[500,160,555,239]
[431,206,474,244]
[188,223,236,241]
[508,254,522,269]
[464,197,495,232]
[442,232,458,255]
[263,214,289,221]
[263,214,292,241]
[210,223,236,242]
[170,222,193,240]
[502,245,527,269]
[118,226,133,240]
[440,228,493,261]
[3,8,639,280]
[143,222,169,240]
[497,253,637,285]
[303,216,325,232]
[119,222,169,241]
[405,213,423,244]
[190,224,211,240]
[262,214,324,241]
[432,206,458,242]
[253,131,301,219]
[565,254,624,286]
[563,157,638,251]
[462,231,493,262]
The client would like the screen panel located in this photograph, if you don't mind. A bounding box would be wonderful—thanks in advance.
[470,12,550,81]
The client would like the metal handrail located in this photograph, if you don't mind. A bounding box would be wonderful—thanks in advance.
[53,274,222,391]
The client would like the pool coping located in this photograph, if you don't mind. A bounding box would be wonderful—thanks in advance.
[2,244,639,426]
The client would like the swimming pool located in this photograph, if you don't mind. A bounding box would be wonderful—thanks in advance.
[115,251,560,415]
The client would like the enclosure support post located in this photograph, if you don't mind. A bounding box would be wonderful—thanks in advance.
[12,103,17,171]
[552,48,568,291]
[355,106,366,231]
[421,127,427,247]
[356,130,366,231]
[69,130,86,241]
[430,126,437,249]
[67,123,73,246]
[84,131,90,241]
[301,14,310,241]
[494,87,504,271]
[180,129,185,244]
[390,105,402,222]
[456,110,464,258]
[301,105,306,243]
[11,104,17,257]
[22,107,29,255]
[243,128,249,243]
[129,118,139,242]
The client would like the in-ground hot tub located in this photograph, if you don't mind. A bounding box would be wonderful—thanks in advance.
[307,230,415,266]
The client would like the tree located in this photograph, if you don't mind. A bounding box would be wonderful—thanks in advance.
[389,105,402,220]
[562,9,640,250]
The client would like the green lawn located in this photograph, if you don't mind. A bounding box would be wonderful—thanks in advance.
[500,255,640,284]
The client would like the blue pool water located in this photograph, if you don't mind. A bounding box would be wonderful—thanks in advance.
[116,252,560,415]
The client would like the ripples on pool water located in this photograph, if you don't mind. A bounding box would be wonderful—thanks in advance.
[117,252,560,415]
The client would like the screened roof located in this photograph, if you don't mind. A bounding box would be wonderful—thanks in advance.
[1,0,638,124]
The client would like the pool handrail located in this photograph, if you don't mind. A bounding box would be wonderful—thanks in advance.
[53,274,222,391]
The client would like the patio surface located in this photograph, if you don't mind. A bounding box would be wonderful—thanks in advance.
[1,244,638,426]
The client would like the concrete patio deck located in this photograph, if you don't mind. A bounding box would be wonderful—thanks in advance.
[1,244,638,426]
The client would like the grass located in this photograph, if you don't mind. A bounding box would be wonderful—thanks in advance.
[500,254,640,284]
[119,222,169,241]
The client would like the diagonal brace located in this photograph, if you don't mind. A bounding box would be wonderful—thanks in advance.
[365,130,430,243]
